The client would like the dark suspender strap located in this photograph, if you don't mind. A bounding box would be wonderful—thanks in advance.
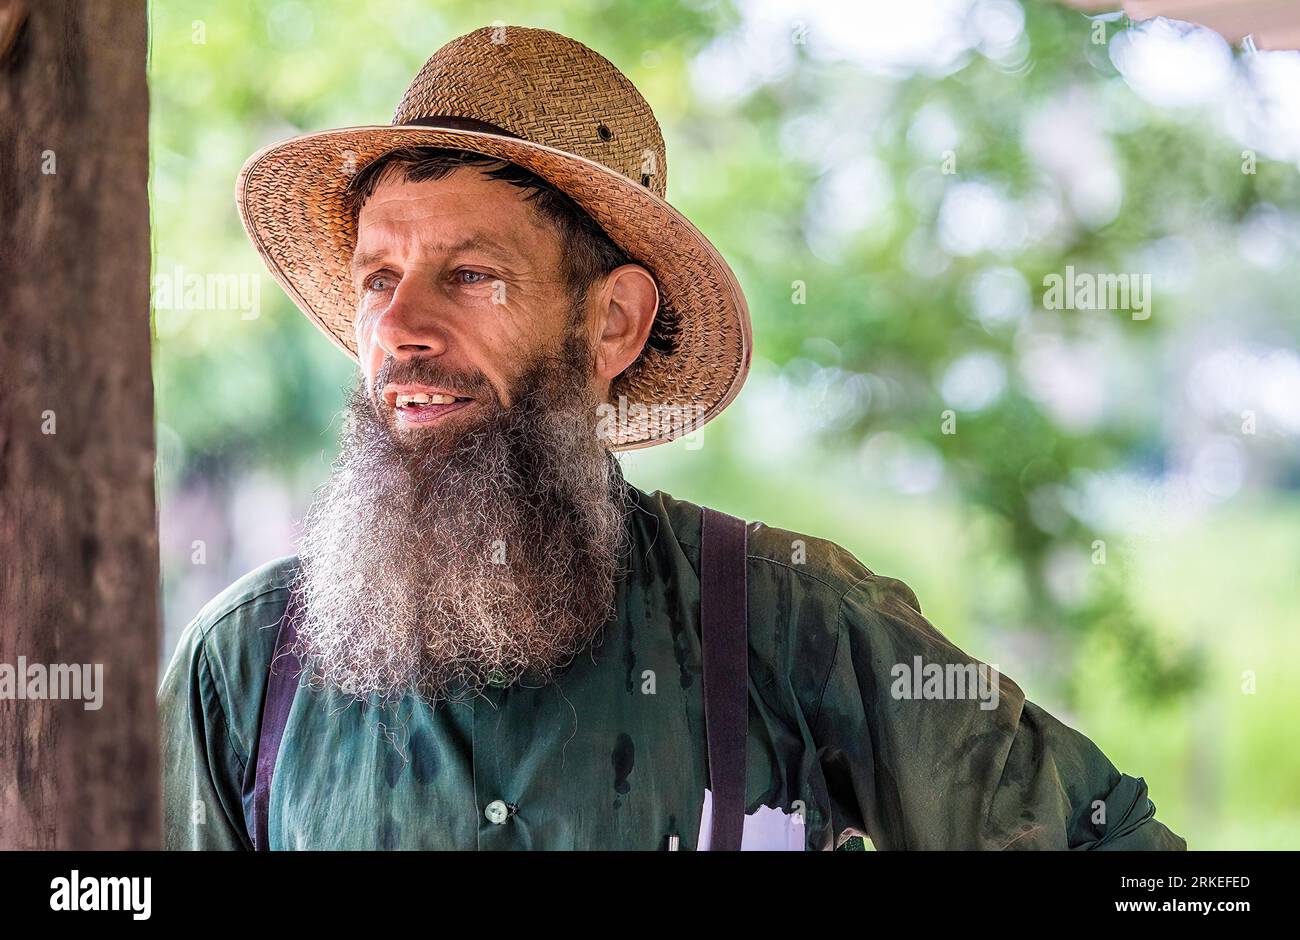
[252,591,303,851]
[700,507,749,851]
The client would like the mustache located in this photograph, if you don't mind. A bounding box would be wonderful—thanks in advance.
[372,356,498,407]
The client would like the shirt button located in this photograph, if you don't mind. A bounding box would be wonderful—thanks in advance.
[484,800,510,825]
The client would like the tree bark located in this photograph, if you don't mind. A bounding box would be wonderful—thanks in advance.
[0,0,159,849]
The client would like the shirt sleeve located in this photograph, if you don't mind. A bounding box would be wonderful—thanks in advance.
[158,618,254,851]
[811,573,1187,850]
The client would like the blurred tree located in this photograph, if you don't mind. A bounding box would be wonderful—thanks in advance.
[0,0,159,849]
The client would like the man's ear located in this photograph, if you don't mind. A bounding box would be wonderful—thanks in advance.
[593,264,659,383]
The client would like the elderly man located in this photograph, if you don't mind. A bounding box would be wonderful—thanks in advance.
[159,26,1185,851]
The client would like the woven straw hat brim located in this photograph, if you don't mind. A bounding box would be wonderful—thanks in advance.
[236,123,751,450]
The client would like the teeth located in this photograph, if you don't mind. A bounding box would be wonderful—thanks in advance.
[395,392,458,407]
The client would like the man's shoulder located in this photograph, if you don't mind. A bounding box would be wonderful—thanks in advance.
[638,485,887,710]
[190,555,301,641]
[634,485,874,602]
[167,556,301,684]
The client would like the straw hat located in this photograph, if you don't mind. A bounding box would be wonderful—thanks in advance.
[237,25,751,450]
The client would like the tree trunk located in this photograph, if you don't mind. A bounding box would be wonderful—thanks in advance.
[0,0,159,849]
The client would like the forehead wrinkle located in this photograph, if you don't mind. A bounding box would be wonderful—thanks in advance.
[426,232,523,262]
[355,173,551,262]
[352,227,529,274]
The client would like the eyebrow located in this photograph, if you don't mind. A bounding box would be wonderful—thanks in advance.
[350,234,520,277]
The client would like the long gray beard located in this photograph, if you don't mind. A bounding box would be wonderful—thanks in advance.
[290,351,629,708]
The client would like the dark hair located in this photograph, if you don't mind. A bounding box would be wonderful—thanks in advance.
[342,147,680,382]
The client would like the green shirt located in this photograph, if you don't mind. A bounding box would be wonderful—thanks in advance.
[158,485,1186,850]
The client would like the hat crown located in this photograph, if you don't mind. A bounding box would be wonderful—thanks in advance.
[393,26,667,198]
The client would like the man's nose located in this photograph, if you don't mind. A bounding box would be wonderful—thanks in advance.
[373,277,451,360]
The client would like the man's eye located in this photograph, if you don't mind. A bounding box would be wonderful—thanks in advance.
[455,269,491,285]
[364,273,396,293]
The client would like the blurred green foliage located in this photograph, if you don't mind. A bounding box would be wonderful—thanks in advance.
[151,0,1300,847]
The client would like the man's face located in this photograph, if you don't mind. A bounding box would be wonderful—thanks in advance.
[350,168,588,440]
[292,165,639,706]
[290,162,662,706]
